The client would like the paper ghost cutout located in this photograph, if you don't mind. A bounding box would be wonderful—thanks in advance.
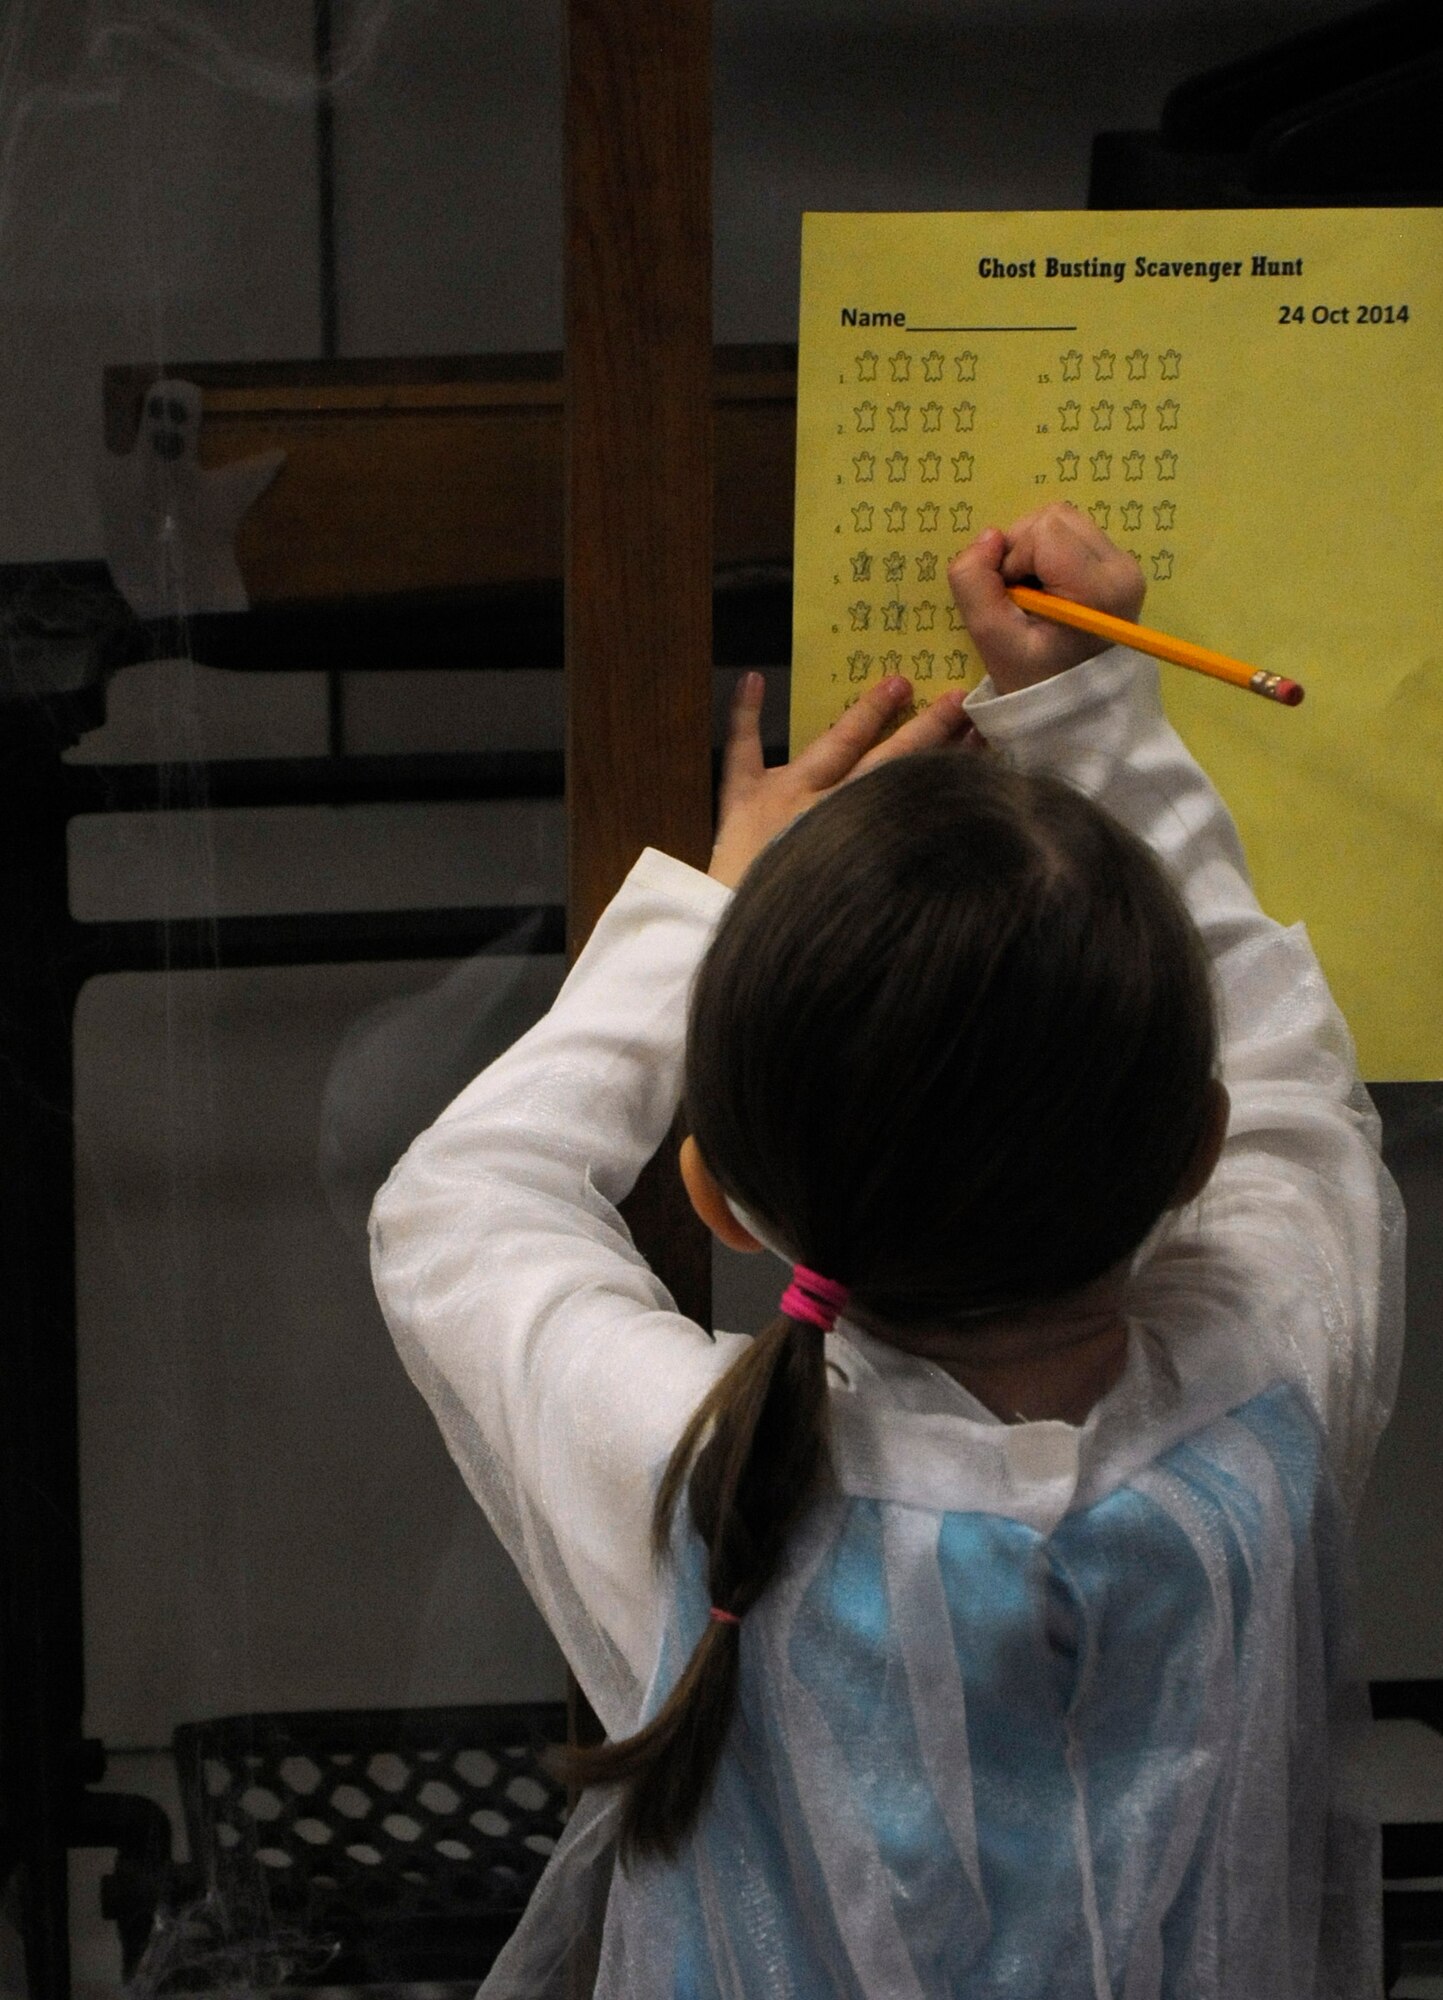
[100,379,286,618]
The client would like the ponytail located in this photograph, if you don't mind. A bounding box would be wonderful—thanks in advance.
[567,1309,833,1861]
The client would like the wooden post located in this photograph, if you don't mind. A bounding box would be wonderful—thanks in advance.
[564,0,713,1333]
[563,0,714,1812]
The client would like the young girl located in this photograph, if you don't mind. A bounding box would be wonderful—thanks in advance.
[369,505,1403,1998]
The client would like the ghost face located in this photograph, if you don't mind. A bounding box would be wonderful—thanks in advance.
[144,382,202,465]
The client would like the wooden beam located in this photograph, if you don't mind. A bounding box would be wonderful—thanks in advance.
[564,0,713,1329]
[565,0,714,937]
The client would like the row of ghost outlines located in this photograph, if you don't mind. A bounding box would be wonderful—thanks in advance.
[851,347,1183,382]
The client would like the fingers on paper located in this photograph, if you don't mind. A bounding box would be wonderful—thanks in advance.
[860,689,972,771]
[798,674,914,788]
[719,671,767,798]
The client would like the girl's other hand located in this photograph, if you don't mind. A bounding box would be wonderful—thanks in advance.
[706,673,973,889]
[947,504,1145,696]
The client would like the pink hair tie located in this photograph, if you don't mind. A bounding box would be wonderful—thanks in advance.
[779,1264,850,1334]
[709,1606,741,1628]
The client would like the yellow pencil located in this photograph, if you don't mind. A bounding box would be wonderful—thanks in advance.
[1005,585,1304,706]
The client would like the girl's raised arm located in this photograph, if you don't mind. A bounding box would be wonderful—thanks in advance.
[950,515,1403,1509]
[368,673,977,1732]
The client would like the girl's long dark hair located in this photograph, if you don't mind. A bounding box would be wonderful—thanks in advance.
[571,746,1218,1861]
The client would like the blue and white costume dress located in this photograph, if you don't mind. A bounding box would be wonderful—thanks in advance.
[369,649,1404,1999]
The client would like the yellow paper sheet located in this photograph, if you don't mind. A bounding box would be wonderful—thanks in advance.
[792,209,1443,1079]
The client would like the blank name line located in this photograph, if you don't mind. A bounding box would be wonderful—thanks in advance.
[909,324,1079,333]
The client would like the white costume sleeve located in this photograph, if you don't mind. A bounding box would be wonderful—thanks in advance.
[965,647,1404,1510]
[369,848,738,1735]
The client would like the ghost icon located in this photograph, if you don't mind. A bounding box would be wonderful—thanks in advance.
[100,379,286,618]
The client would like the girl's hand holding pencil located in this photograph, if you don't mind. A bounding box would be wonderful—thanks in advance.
[948,503,1146,695]
[952,503,1304,706]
